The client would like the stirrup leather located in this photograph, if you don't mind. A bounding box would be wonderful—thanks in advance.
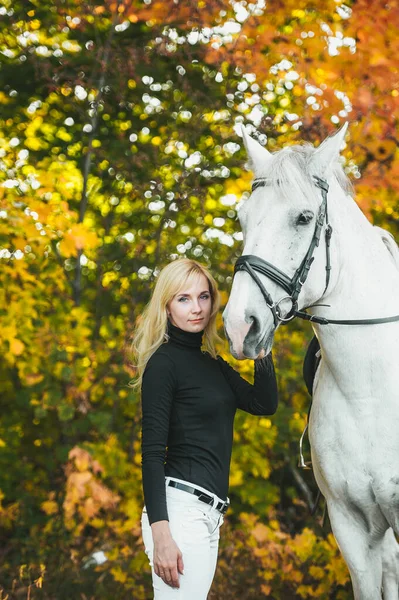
[298,422,312,470]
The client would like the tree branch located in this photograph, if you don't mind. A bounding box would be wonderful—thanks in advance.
[73,2,122,306]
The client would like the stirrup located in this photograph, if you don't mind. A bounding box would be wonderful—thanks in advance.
[298,423,312,470]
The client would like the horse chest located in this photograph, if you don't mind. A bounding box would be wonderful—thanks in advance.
[309,394,399,454]
[309,393,399,506]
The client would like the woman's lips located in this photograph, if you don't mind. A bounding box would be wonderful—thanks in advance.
[190,318,203,323]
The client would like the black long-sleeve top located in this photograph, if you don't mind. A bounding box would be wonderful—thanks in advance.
[141,322,278,525]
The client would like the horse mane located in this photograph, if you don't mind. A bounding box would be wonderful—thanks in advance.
[265,147,399,271]
[260,143,353,207]
[374,226,399,270]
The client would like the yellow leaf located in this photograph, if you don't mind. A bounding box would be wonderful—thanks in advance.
[110,567,127,583]
[205,199,217,210]
[25,373,44,386]
[229,469,243,486]
[41,500,58,515]
[309,565,325,579]
[10,339,25,356]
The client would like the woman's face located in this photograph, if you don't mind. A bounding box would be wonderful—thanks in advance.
[167,273,212,333]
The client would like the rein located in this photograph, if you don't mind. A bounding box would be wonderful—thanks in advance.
[234,176,399,328]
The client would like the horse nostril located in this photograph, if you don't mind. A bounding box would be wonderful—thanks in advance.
[249,316,261,337]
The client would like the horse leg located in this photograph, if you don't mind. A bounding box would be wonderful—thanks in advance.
[327,502,384,600]
[382,528,399,600]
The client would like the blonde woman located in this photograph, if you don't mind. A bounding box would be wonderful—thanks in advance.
[132,259,278,599]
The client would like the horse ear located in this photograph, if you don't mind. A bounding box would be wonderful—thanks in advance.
[240,125,271,171]
[310,122,349,175]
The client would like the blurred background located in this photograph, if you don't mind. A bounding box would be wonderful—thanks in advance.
[0,0,398,598]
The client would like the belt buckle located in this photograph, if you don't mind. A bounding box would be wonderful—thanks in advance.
[218,500,229,514]
[197,492,212,506]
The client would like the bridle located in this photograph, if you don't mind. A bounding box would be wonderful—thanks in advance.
[235,175,331,327]
[236,174,399,479]
[234,175,399,328]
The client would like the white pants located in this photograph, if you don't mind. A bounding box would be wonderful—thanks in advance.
[141,477,226,599]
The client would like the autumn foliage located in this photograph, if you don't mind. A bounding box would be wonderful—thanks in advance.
[0,0,398,598]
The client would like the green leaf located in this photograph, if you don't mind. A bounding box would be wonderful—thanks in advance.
[57,402,75,422]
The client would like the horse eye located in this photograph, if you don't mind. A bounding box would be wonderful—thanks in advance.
[296,210,314,225]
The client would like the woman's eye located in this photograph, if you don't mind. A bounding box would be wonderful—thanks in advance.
[200,294,210,300]
[296,210,314,225]
[178,297,188,302]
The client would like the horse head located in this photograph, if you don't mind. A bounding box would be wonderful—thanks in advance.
[223,124,348,359]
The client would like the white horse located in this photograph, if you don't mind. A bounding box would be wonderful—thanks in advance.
[223,125,399,599]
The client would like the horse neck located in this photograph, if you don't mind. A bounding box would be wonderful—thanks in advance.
[322,183,399,315]
[312,183,399,389]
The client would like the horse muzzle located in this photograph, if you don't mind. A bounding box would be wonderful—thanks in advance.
[223,308,275,359]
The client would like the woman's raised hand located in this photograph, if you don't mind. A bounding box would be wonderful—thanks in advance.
[151,521,184,588]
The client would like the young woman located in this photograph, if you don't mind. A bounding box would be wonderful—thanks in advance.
[132,258,278,599]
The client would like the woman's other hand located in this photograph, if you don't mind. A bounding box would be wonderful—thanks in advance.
[151,520,184,588]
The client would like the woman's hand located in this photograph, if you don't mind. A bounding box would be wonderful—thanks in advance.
[151,520,184,588]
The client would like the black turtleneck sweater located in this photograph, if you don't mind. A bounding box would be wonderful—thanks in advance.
[141,323,278,524]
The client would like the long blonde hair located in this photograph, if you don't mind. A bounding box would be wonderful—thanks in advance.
[131,259,222,390]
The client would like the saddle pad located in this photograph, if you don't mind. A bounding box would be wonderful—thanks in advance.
[303,335,321,396]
